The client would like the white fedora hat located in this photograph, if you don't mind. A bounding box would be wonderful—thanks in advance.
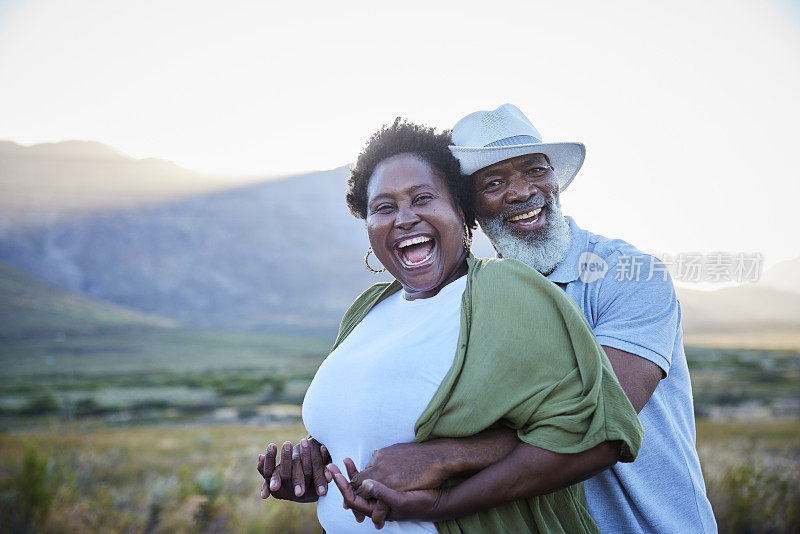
[449,103,585,191]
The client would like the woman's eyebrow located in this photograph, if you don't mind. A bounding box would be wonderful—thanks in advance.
[370,184,433,202]
[406,184,434,194]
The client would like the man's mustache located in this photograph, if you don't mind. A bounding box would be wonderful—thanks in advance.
[497,196,552,221]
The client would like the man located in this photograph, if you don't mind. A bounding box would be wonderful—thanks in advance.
[444,104,717,532]
[261,104,716,533]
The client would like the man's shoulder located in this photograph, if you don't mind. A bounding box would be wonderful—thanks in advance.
[580,227,664,271]
[583,227,648,262]
[576,225,676,297]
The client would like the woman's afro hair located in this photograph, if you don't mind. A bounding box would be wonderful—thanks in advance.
[345,117,475,232]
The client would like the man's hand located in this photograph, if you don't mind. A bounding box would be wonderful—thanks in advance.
[257,438,331,502]
[349,441,451,492]
[349,428,520,494]
[329,460,445,529]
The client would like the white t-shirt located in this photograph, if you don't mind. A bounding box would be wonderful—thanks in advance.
[303,276,467,534]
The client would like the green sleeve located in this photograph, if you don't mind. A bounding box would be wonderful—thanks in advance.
[330,281,400,351]
[434,258,643,462]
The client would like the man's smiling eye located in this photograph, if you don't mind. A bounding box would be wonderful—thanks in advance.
[526,167,548,177]
[483,179,502,191]
[413,193,434,204]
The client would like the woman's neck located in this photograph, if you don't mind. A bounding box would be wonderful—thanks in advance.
[403,253,469,301]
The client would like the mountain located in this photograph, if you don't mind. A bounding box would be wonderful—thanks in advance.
[677,285,800,333]
[0,141,386,331]
[0,260,175,337]
[0,139,797,341]
[676,263,800,348]
[759,257,800,295]
[0,140,259,223]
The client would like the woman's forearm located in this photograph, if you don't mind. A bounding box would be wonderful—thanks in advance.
[431,440,621,521]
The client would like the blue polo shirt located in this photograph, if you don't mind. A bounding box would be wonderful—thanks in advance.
[547,218,717,533]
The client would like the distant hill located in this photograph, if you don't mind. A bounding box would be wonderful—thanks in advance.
[0,260,175,337]
[678,284,800,332]
[0,140,261,222]
[0,141,385,331]
[759,256,800,295]
[0,139,797,341]
[677,276,800,349]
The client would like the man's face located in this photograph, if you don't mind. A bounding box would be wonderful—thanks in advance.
[472,153,558,234]
[471,153,571,275]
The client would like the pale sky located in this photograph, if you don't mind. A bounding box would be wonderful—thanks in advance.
[1,0,799,269]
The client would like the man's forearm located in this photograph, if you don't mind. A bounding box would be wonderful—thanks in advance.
[435,426,520,477]
[352,426,521,492]
[430,440,620,521]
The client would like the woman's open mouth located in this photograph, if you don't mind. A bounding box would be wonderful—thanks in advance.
[394,235,436,268]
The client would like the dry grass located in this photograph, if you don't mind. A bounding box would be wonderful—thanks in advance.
[697,420,800,534]
[0,419,797,533]
[0,423,321,533]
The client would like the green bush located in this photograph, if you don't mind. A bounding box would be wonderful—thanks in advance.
[18,395,59,416]
[710,462,800,533]
[193,471,224,530]
[0,446,56,533]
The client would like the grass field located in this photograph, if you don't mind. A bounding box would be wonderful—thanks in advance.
[0,328,331,429]
[1,326,799,532]
[0,420,797,533]
[2,328,798,426]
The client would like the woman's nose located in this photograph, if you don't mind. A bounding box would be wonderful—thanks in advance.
[394,204,421,228]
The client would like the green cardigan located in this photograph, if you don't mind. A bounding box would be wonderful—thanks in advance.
[331,255,644,533]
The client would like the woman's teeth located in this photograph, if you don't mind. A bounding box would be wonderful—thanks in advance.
[507,208,542,222]
[398,236,432,248]
[397,236,435,267]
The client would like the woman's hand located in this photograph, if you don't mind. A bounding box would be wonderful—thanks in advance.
[329,459,446,529]
[257,438,331,502]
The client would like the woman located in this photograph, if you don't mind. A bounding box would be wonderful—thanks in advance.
[259,119,643,533]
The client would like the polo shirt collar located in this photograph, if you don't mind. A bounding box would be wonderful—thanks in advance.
[546,216,589,284]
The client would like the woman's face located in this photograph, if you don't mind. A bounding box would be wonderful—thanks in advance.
[366,153,468,300]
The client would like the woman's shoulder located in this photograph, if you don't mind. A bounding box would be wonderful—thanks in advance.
[333,281,401,349]
[342,281,399,321]
[353,281,397,302]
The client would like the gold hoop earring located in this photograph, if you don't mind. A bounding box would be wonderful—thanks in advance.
[365,247,386,273]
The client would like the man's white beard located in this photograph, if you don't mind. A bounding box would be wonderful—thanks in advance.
[478,198,571,276]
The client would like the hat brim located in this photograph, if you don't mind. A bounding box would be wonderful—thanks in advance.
[449,142,586,191]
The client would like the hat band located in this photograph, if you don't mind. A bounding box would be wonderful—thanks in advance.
[484,134,541,148]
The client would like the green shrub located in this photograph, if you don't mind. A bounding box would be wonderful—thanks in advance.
[0,446,55,532]
[18,395,59,416]
[710,462,800,534]
[193,471,224,530]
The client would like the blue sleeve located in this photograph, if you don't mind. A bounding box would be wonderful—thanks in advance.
[593,253,678,376]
